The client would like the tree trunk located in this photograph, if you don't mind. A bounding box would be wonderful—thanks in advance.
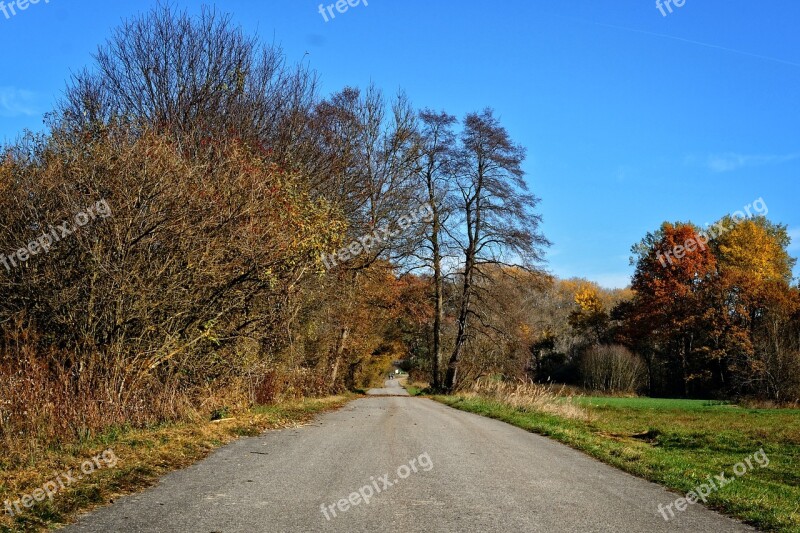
[432,261,443,390]
[429,183,444,391]
[681,334,692,397]
[444,254,474,392]
[445,164,481,393]
[330,325,349,388]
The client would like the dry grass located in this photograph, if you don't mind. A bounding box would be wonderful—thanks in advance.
[739,397,800,410]
[0,336,351,532]
[464,380,590,421]
[0,395,351,532]
[0,350,200,471]
[0,337,333,473]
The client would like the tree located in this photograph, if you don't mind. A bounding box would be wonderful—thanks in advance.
[568,285,611,344]
[713,216,795,283]
[309,86,420,388]
[59,3,317,165]
[749,283,800,401]
[628,222,717,396]
[444,109,549,391]
[707,216,798,397]
[414,110,457,389]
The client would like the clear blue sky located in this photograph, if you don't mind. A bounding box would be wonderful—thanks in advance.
[2,0,798,287]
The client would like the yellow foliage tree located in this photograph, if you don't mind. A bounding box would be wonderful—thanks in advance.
[574,286,605,315]
[713,216,795,282]
[569,285,610,343]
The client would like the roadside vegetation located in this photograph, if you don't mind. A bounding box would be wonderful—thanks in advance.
[0,396,350,532]
[434,382,800,532]
[403,383,427,397]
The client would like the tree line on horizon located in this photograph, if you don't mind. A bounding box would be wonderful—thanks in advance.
[521,215,798,402]
[0,4,797,467]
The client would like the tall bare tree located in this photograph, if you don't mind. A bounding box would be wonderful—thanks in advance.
[444,109,549,391]
[415,110,457,389]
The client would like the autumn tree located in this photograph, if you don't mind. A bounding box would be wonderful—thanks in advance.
[628,222,717,396]
[309,86,421,387]
[59,4,317,166]
[748,283,800,401]
[713,216,795,283]
[706,216,798,397]
[568,285,611,344]
[622,213,799,401]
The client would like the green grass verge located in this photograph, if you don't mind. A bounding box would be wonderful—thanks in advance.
[404,385,425,396]
[434,394,800,532]
[1,395,352,532]
[577,396,736,410]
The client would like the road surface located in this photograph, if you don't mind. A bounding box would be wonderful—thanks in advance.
[365,376,409,396]
[63,381,754,532]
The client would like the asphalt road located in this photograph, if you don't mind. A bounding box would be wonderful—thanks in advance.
[365,376,409,396]
[63,381,754,532]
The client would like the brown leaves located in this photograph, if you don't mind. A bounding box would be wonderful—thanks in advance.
[627,219,800,399]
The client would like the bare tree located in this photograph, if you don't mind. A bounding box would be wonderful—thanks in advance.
[307,86,420,387]
[444,109,549,392]
[414,110,457,389]
[58,3,318,164]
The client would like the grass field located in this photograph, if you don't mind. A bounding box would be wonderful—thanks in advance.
[436,394,800,532]
[577,397,734,410]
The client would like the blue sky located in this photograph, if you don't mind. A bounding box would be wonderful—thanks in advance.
[1,0,798,287]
